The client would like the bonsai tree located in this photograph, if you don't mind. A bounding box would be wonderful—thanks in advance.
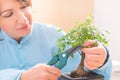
[56,15,110,78]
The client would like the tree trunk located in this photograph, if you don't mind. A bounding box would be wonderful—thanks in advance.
[69,51,88,78]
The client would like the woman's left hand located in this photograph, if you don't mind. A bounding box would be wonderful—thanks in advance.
[81,40,107,70]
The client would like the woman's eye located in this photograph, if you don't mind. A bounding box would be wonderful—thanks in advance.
[20,4,29,9]
[1,12,13,18]
[20,5,28,9]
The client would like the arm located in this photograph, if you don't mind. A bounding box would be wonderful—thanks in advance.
[81,40,112,80]
[0,64,61,80]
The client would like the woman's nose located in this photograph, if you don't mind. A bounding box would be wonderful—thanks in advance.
[16,11,28,24]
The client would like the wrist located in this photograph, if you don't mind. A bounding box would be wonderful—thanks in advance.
[20,71,28,80]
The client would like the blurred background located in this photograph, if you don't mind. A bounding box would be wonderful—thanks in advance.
[32,0,93,31]
[32,0,120,79]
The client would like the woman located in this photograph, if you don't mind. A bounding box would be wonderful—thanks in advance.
[0,0,112,80]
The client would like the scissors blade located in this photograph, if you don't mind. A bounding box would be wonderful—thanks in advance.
[65,46,82,56]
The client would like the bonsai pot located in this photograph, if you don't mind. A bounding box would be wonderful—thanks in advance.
[58,71,104,80]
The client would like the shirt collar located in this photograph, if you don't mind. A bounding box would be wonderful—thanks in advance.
[1,29,33,45]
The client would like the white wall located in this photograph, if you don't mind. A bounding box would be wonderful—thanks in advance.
[94,0,120,61]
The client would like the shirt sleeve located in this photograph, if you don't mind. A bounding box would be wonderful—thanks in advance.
[0,69,24,80]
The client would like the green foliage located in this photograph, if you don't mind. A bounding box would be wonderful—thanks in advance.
[57,15,110,54]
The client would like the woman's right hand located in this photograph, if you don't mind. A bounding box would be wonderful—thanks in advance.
[20,64,61,80]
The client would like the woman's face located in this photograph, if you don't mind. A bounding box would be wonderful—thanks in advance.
[0,0,32,41]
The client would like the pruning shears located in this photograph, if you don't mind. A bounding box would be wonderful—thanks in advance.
[47,46,82,69]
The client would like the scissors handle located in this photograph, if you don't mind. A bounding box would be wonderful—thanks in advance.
[47,55,59,65]
[47,52,68,69]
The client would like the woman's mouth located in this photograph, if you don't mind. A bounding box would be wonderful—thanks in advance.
[17,24,28,30]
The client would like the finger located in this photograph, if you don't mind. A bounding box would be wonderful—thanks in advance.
[84,59,101,70]
[81,46,104,55]
[85,54,102,62]
[82,40,98,47]
[84,60,97,70]
[46,66,61,77]
[48,74,59,80]
[41,71,58,80]
[84,56,105,69]
[46,72,59,80]
[85,53,106,67]
[85,59,100,67]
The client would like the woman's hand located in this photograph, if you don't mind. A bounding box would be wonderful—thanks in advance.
[20,64,61,80]
[81,40,107,70]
